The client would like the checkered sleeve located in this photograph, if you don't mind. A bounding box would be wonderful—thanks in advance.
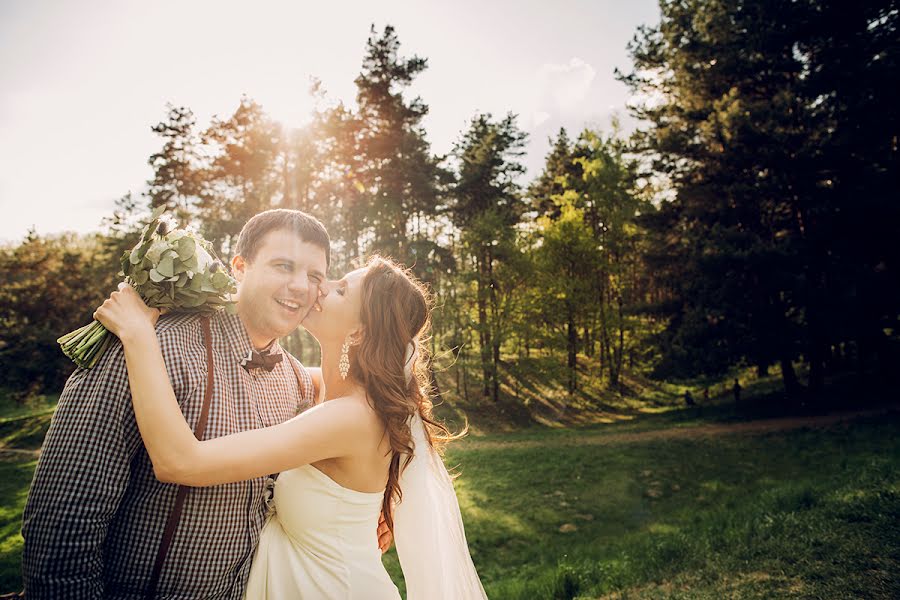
[21,339,142,599]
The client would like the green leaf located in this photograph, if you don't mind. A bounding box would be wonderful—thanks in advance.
[182,254,199,272]
[177,236,196,260]
[151,205,167,220]
[180,293,207,308]
[149,268,166,283]
[212,271,230,289]
[132,269,150,285]
[145,240,167,264]
[157,255,175,278]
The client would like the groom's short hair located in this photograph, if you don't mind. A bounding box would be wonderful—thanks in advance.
[235,209,331,267]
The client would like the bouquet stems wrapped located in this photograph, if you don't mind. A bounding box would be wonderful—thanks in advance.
[58,206,237,369]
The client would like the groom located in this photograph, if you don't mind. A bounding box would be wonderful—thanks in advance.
[22,210,378,598]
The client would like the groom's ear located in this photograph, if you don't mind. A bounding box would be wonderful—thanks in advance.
[231,255,246,282]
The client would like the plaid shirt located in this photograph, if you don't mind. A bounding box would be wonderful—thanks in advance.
[22,311,315,599]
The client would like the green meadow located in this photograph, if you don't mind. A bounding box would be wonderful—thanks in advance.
[2,384,897,599]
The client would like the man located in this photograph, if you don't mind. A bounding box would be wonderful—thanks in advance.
[23,210,358,598]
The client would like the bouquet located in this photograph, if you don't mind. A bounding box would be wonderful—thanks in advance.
[58,206,237,369]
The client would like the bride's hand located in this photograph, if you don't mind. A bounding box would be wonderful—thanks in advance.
[94,283,161,343]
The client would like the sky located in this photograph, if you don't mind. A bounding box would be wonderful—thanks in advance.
[0,0,661,242]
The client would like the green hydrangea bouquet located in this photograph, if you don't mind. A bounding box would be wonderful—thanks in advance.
[57,206,237,369]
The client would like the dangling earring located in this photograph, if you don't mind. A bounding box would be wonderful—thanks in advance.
[339,335,351,380]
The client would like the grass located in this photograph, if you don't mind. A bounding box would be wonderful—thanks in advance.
[0,389,56,455]
[0,459,37,593]
[2,383,898,597]
[0,391,56,424]
[382,410,900,599]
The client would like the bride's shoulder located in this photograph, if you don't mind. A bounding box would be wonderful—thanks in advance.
[308,395,381,432]
[324,394,377,415]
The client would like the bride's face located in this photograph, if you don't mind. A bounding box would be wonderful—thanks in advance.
[302,267,367,343]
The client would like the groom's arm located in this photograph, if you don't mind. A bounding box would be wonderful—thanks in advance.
[21,341,141,599]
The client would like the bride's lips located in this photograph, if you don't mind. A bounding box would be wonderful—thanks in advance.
[302,299,323,321]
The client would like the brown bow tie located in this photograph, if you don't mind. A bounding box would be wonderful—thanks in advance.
[242,350,282,372]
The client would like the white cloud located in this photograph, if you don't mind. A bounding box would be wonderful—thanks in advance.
[532,57,597,122]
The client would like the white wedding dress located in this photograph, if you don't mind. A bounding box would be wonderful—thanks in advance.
[244,464,401,599]
[245,345,487,599]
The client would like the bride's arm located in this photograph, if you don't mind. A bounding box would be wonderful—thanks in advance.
[95,285,371,487]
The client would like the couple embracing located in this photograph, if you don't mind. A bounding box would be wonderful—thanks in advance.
[22,210,487,599]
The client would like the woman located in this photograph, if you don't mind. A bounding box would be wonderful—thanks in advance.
[94,256,487,599]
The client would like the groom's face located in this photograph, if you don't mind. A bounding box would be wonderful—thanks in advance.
[231,228,328,347]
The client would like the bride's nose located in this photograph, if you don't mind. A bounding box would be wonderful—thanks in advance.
[318,280,336,297]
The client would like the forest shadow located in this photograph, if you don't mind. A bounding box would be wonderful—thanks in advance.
[433,353,899,434]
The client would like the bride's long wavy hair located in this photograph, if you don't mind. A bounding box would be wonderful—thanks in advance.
[347,256,456,532]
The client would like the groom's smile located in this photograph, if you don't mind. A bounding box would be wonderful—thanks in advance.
[231,228,329,348]
[275,297,303,313]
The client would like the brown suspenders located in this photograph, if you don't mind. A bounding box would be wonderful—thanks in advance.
[285,355,311,405]
[144,318,309,598]
[145,316,214,599]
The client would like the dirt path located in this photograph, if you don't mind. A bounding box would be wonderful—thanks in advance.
[461,405,900,450]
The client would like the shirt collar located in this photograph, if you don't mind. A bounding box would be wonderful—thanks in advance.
[216,311,282,365]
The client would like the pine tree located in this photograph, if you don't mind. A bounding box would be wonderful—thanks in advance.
[351,25,445,263]
[147,104,202,224]
[198,96,282,256]
[450,112,528,401]
[529,127,582,220]
[620,0,900,396]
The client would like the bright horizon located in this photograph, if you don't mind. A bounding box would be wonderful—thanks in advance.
[0,0,661,243]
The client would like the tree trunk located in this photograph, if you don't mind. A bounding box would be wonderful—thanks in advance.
[808,341,825,397]
[476,253,492,399]
[477,292,491,398]
[281,150,293,208]
[613,296,625,387]
[567,304,577,393]
[461,343,470,404]
[780,356,803,398]
[598,296,609,380]
[492,340,501,403]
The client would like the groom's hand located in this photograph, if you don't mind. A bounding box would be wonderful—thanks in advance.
[377,511,393,554]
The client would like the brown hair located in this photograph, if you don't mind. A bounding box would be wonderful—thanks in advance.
[348,256,455,532]
[234,209,331,267]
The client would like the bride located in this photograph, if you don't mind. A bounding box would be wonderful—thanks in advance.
[94,255,488,599]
